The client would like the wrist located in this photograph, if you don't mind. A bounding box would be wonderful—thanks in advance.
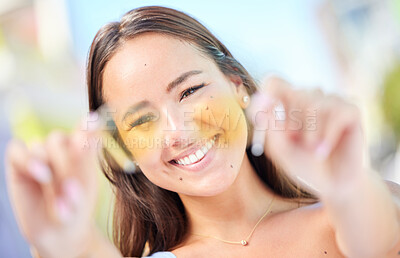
[76,224,105,258]
[30,223,99,258]
[319,167,371,203]
[78,225,122,258]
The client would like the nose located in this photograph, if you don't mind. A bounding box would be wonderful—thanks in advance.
[161,106,195,148]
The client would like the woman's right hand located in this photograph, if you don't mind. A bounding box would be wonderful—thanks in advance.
[5,120,108,257]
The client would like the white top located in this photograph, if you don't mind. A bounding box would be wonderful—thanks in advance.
[146,251,176,258]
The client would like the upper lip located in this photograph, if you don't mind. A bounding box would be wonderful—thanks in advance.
[168,135,217,162]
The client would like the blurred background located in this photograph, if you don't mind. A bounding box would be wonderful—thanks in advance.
[0,0,399,256]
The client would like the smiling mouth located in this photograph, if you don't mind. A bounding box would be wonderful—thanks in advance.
[170,135,218,166]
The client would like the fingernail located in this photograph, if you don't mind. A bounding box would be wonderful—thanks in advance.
[28,159,52,184]
[315,142,331,161]
[63,178,82,206]
[248,92,274,128]
[274,102,286,121]
[55,198,72,222]
[253,110,269,129]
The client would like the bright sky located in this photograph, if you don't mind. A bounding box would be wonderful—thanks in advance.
[66,0,338,91]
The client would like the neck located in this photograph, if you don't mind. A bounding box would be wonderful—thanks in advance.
[179,153,276,241]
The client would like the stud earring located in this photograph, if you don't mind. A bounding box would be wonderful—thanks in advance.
[123,160,139,174]
[243,95,249,103]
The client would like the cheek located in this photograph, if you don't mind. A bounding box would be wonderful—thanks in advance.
[192,94,248,146]
[176,95,249,195]
[131,148,174,190]
[119,126,168,185]
[119,123,159,160]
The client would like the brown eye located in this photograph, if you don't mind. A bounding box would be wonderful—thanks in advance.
[180,83,205,101]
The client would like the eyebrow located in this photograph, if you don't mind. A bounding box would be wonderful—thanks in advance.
[166,70,203,93]
[121,70,203,123]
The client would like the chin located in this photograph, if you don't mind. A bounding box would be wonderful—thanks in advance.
[182,167,239,197]
[186,141,247,197]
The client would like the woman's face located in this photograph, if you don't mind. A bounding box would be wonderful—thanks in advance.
[103,33,249,196]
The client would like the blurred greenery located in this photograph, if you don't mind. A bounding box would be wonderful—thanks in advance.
[382,63,400,142]
[394,0,400,20]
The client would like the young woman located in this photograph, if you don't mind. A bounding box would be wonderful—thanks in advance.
[6,6,400,257]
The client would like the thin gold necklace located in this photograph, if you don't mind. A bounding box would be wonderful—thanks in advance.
[193,196,275,246]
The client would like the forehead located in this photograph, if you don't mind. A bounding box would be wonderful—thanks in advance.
[102,33,215,106]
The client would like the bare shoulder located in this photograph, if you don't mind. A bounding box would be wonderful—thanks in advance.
[271,199,346,257]
[292,200,331,227]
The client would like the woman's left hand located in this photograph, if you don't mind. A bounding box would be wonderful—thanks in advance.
[247,76,365,196]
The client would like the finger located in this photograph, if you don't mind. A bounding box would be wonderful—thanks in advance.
[315,103,360,161]
[6,140,51,185]
[67,131,98,209]
[300,89,326,150]
[43,131,90,223]
[29,141,49,162]
[260,76,292,99]
[31,134,92,224]
[264,110,325,194]
[260,76,293,113]
[5,140,49,237]
[263,104,296,162]
[44,131,81,223]
[45,131,72,183]
[66,116,102,214]
[71,113,102,178]
[261,76,299,135]
[284,90,309,142]
[28,142,59,221]
[246,91,278,156]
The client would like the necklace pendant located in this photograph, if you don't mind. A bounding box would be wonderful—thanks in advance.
[240,240,247,246]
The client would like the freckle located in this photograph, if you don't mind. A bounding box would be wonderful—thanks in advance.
[206,106,209,110]
[210,96,213,98]
[179,177,183,181]
[230,165,233,168]
[144,63,147,66]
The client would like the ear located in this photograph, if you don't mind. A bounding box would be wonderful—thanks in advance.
[227,74,250,109]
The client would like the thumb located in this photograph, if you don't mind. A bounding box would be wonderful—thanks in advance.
[246,90,287,157]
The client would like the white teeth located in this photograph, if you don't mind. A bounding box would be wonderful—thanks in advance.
[184,157,190,165]
[189,154,197,163]
[174,136,217,166]
[195,149,205,160]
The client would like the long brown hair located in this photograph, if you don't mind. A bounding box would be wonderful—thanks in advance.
[87,6,315,256]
